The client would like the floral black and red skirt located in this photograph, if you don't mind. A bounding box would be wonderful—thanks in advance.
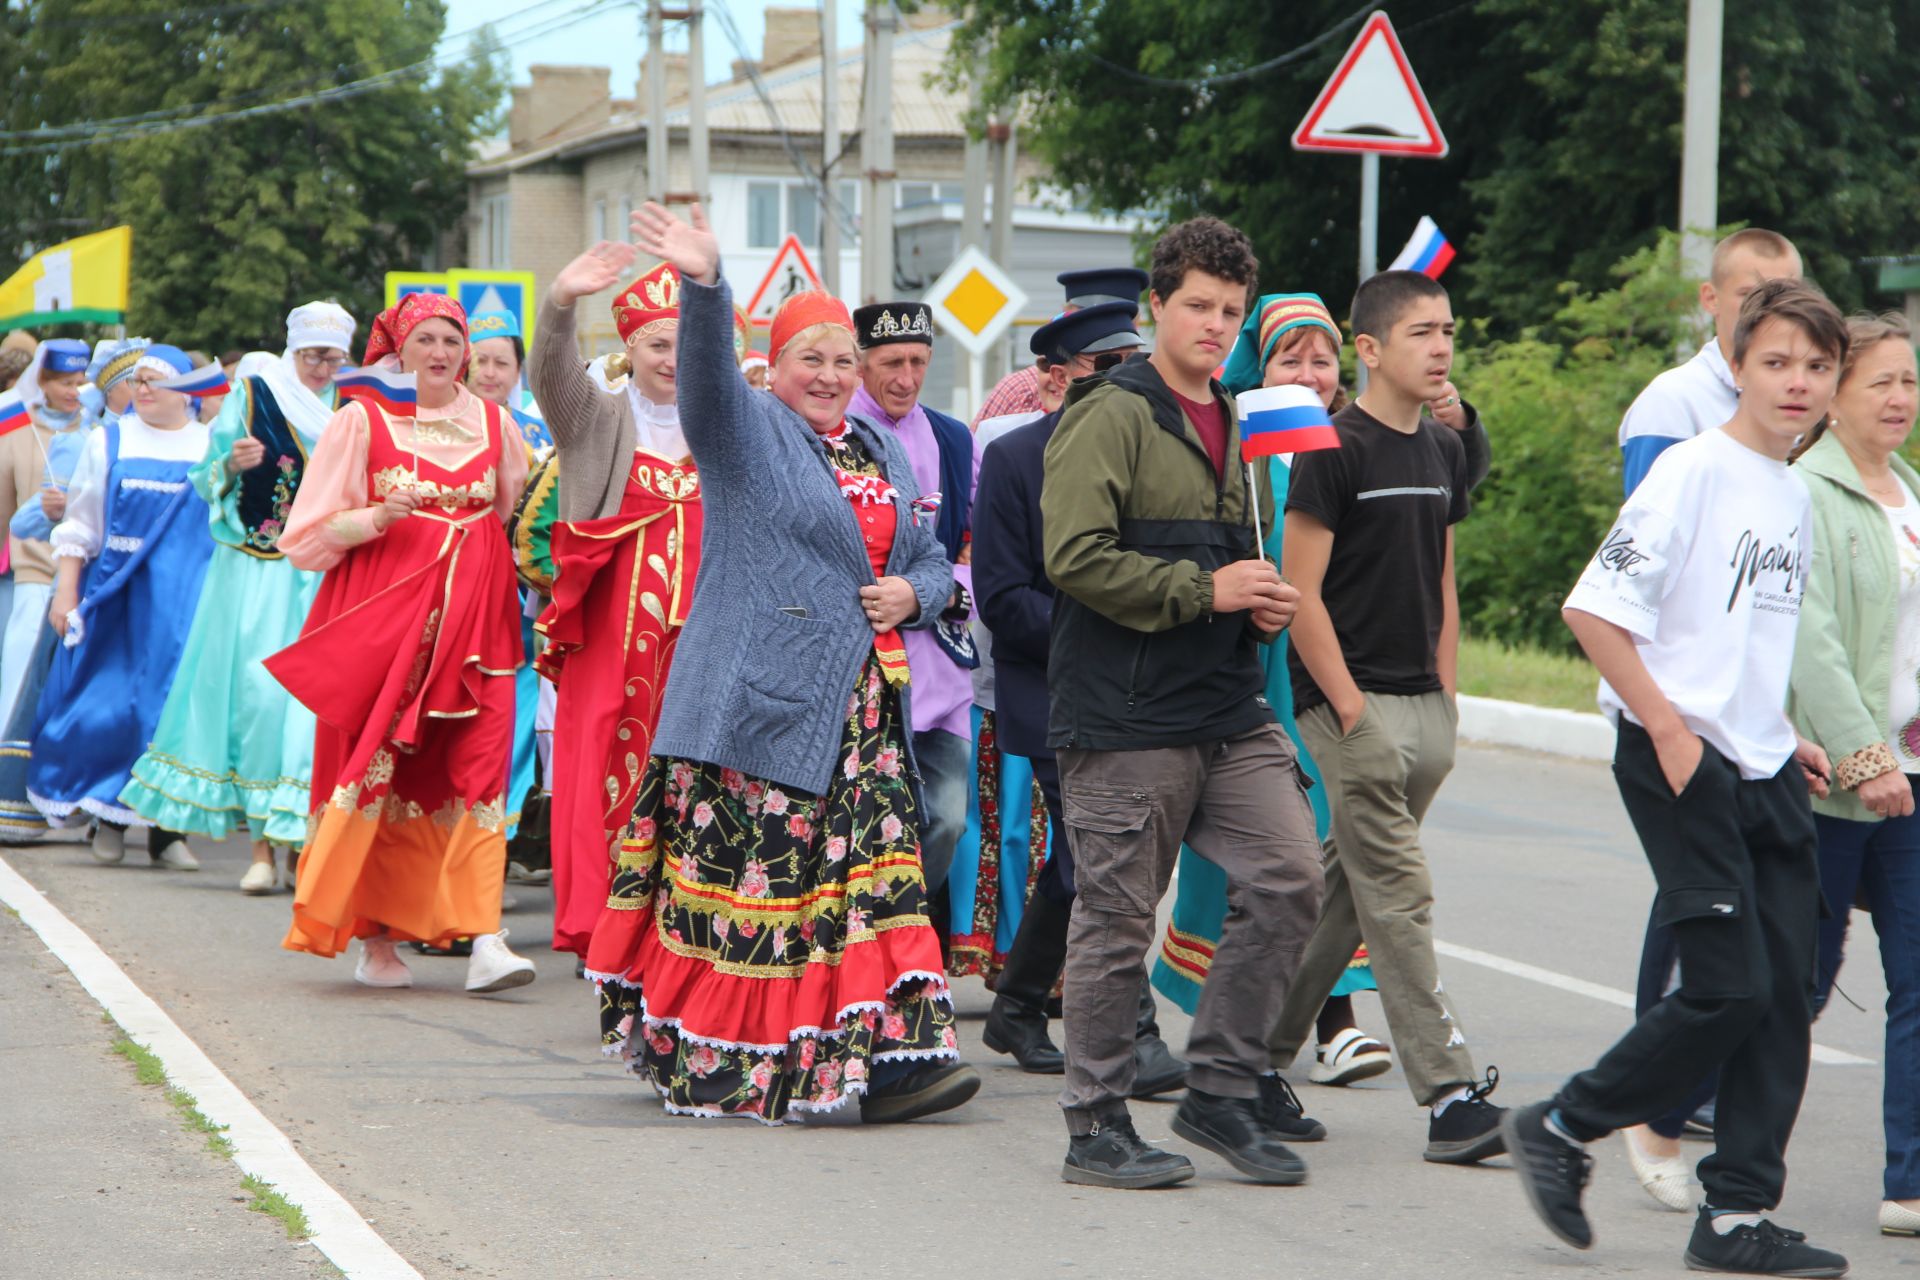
[587,655,958,1122]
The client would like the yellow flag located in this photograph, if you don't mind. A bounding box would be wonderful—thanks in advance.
[0,226,133,330]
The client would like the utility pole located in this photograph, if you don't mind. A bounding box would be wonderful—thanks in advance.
[686,1,708,208]
[645,0,667,202]
[956,70,988,418]
[859,0,896,304]
[1678,0,1723,280]
[819,0,840,294]
[986,116,1016,382]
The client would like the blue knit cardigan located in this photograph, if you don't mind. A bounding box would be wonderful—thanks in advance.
[650,275,956,795]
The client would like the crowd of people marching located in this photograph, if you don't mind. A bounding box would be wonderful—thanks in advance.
[6,205,1917,1277]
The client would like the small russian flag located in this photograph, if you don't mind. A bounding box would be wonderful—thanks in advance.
[1389,215,1455,279]
[0,394,28,437]
[334,366,418,417]
[1237,384,1340,460]
[157,361,231,398]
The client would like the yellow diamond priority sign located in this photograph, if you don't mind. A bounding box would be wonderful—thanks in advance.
[925,247,1027,356]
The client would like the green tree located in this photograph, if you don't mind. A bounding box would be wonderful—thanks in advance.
[0,0,505,349]
[1452,233,1697,651]
[943,0,1920,331]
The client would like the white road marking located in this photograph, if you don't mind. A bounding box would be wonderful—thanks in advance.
[1434,939,1874,1067]
[0,856,423,1279]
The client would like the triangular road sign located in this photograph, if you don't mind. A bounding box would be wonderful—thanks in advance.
[1292,11,1448,158]
[745,235,826,322]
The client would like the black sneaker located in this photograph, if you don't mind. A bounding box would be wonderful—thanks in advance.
[1171,1087,1309,1185]
[1502,1101,1594,1249]
[1684,1102,1717,1140]
[1062,1115,1195,1189]
[1424,1067,1507,1164]
[1683,1208,1848,1277]
[859,1063,980,1124]
[1255,1074,1327,1142]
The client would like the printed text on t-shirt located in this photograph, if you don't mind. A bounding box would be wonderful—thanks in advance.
[1726,526,1802,614]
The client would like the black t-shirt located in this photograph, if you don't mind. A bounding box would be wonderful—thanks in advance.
[1285,403,1471,712]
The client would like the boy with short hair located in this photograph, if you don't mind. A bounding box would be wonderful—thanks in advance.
[1619,228,1802,495]
[1043,217,1325,1190]
[1270,269,1506,1164]
[1503,279,1848,1278]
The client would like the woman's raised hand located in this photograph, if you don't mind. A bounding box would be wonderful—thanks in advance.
[631,202,718,286]
[549,241,639,308]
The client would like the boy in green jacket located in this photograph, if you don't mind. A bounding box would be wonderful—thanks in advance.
[1042,217,1325,1191]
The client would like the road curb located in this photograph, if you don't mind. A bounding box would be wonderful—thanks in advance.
[1457,693,1613,761]
[0,856,423,1280]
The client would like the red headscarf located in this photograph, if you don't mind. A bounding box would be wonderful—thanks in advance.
[362,293,470,371]
[769,291,853,363]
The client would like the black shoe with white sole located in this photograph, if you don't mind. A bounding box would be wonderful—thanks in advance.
[1062,1116,1195,1189]
[1171,1088,1309,1185]
[1424,1067,1507,1164]
[1682,1208,1848,1277]
[1502,1101,1594,1249]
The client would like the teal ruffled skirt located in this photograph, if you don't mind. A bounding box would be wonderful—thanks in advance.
[120,543,320,845]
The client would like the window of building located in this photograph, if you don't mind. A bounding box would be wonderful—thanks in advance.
[618,195,633,238]
[593,198,607,241]
[898,182,933,207]
[787,183,819,247]
[484,194,511,268]
[747,181,782,248]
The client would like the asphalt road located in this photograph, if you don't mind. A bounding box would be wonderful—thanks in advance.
[1,744,1905,1280]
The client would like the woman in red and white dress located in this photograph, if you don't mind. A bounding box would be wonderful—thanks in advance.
[269,293,536,994]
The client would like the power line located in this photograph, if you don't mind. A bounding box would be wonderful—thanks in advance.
[1,0,631,156]
[1085,2,1374,90]
[2,0,602,143]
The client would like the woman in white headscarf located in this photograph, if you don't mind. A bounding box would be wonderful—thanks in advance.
[121,302,356,893]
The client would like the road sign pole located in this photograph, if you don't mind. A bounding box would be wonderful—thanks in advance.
[1357,151,1379,392]
[1679,0,1723,280]
[1359,152,1379,282]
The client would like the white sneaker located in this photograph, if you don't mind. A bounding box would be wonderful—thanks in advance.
[238,861,278,895]
[1308,1026,1394,1086]
[354,936,413,988]
[151,839,200,871]
[1881,1199,1920,1236]
[90,823,126,865]
[1622,1124,1695,1212]
[465,929,536,994]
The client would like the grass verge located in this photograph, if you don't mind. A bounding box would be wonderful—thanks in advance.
[1457,634,1598,714]
[241,1174,313,1240]
[107,1026,309,1239]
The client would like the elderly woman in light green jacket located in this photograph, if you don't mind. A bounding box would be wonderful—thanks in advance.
[1787,310,1920,1238]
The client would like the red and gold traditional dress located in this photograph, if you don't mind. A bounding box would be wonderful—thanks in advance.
[538,448,700,954]
[269,313,528,958]
[533,261,705,957]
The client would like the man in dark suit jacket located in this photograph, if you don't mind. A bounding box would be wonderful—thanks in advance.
[972,301,1186,1096]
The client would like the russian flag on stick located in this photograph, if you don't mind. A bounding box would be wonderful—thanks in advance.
[0,394,29,438]
[334,366,417,417]
[1237,384,1340,461]
[156,361,231,398]
[1389,215,1455,279]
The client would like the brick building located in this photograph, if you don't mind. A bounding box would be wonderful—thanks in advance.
[452,9,1148,414]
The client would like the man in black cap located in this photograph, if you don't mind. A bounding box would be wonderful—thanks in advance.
[971,302,1192,1102]
[970,268,1150,429]
[848,301,976,898]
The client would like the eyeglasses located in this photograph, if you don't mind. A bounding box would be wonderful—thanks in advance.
[297,351,348,369]
[1091,352,1129,372]
[129,376,168,389]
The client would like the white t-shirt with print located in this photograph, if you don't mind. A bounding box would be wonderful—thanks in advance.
[1566,428,1811,779]
[1881,477,1920,770]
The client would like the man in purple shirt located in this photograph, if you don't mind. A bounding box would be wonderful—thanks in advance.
[850,302,976,896]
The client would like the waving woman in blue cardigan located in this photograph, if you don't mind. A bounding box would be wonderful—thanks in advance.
[587,203,981,1125]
